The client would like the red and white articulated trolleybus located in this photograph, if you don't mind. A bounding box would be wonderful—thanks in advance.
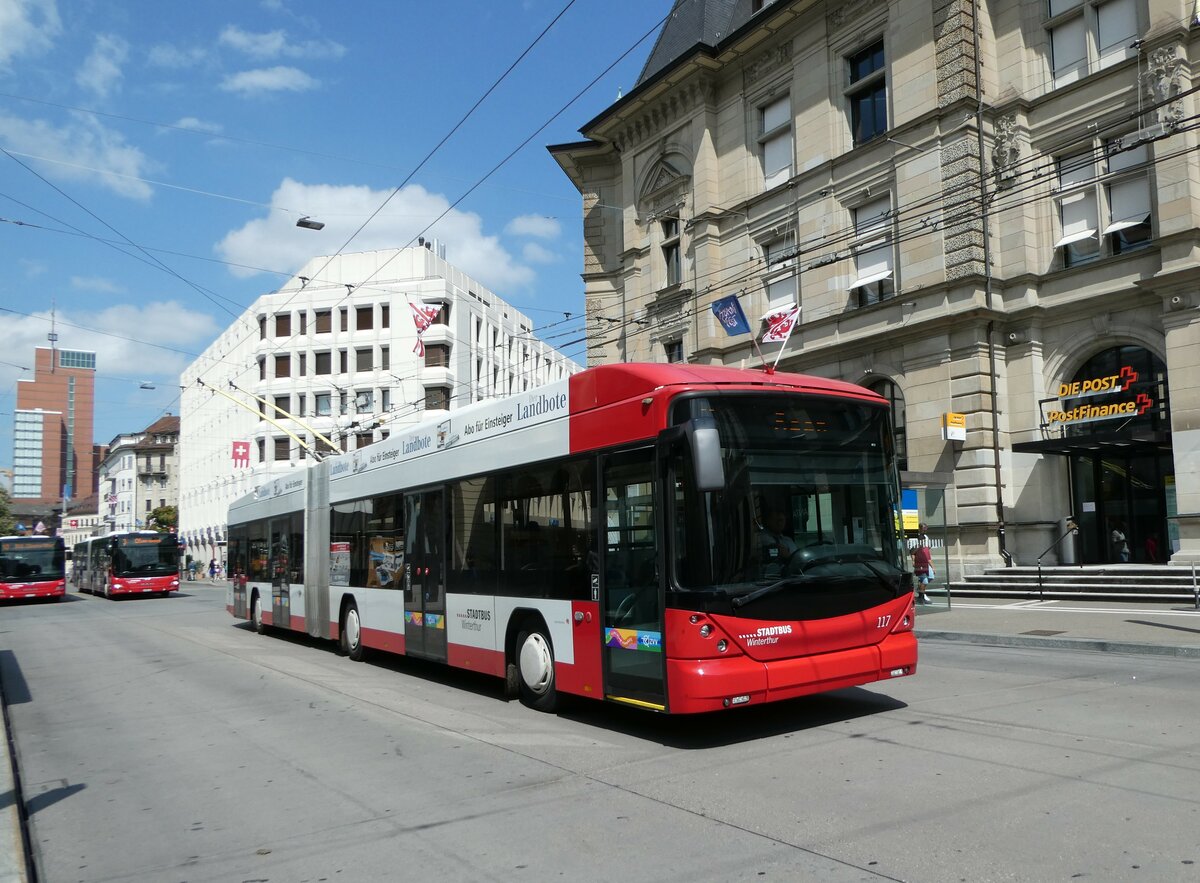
[227,363,916,714]
[73,532,181,598]
[0,535,67,601]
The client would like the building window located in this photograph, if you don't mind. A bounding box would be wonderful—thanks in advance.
[274,353,290,379]
[258,316,266,340]
[339,349,348,374]
[759,95,792,188]
[381,304,390,328]
[314,351,332,375]
[355,390,373,413]
[380,346,390,371]
[1055,151,1101,266]
[355,431,373,449]
[425,386,450,410]
[296,394,306,417]
[274,437,290,461]
[315,393,331,417]
[849,196,895,306]
[848,40,887,146]
[339,307,348,332]
[298,353,306,377]
[275,313,291,337]
[661,218,682,287]
[258,358,266,381]
[339,391,348,415]
[664,339,684,363]
[763,235,798,309]
[426,343,450,368]
[314,310,331,334]
[298,311,307,334]
[1105,139,1152,254]
[356,306,373,330]
[356,347,373,372]
[1048,0,1138,88]
[274,395,290,416]
[256,438,266,463]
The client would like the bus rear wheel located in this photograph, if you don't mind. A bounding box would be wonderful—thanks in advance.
[340,604,365,661]
[516,627,558,712]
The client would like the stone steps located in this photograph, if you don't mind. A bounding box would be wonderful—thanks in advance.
[943,566,1200,603]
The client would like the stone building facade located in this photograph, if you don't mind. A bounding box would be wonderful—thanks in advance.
[551,0,1200,574]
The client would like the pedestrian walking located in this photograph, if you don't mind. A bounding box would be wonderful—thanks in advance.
[208,558,217,580]
[912,524,933,604]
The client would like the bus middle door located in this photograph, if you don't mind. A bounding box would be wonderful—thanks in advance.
[404,488,447,663]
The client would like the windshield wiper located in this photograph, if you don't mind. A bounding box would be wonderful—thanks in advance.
[860,558,902,597]
[732,576,807,609]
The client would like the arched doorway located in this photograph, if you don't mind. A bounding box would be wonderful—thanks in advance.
[1060,346,1172,564]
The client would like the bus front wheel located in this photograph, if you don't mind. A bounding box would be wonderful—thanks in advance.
[516,627,558,712]
[340,604,365,661]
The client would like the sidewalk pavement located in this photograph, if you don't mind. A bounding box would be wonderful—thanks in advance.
[1,692,26,883]
[1,597,1196,883]
[916,597,1200,658]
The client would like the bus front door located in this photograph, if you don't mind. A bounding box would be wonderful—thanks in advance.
[404,488,447,663]
[601,448,666,710]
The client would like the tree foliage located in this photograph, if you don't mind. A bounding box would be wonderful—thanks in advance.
[0,487,14,536]
[150,505,177,533]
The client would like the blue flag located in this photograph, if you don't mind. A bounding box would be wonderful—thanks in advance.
[711,294,751,336]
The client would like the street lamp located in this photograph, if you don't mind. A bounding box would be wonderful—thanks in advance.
[296,216,325,231]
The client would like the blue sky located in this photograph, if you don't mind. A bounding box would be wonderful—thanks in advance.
[0,0,669,477]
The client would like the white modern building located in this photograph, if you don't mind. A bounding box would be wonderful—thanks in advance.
[178,245,580,569]
[98,432,143,534]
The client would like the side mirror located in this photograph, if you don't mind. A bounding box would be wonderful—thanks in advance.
[688,416,726,492]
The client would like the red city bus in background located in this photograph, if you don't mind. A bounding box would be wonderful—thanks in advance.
[0,535,67,601]
[73,532,181,598]
[227,363,916,714]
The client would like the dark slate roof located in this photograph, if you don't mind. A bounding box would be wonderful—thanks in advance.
[636,0,759,87]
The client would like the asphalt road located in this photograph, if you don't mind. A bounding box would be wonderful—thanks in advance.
[2,587,1198,882]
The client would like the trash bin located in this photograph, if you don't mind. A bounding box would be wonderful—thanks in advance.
[1058,517,1078,565]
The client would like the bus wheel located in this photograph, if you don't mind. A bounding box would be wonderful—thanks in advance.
[251,594,266,635]
[341,604,366,661]
[516,627,558,712]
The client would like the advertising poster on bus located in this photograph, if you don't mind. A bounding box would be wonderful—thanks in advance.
[330,542,350,586]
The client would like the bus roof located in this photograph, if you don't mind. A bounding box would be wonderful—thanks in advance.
[567,363,884,413]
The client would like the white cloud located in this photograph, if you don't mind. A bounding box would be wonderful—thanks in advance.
[75,33,128,98]
[218,25,344,60]
[215,178,536,293]
[506,215,560,239]
[169,116,223,134]
[70,276,125,294]
[521,242,557,264]
[0,301,219,404]
[0,112,153,199]
[147,43,206,68]
[0,0,61,68]
[220,65,318,96]
[18,258,46,277]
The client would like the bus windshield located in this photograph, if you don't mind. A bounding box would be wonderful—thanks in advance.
[670,394,909,619]
[0,539,66,583]
[112,536,178,576]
